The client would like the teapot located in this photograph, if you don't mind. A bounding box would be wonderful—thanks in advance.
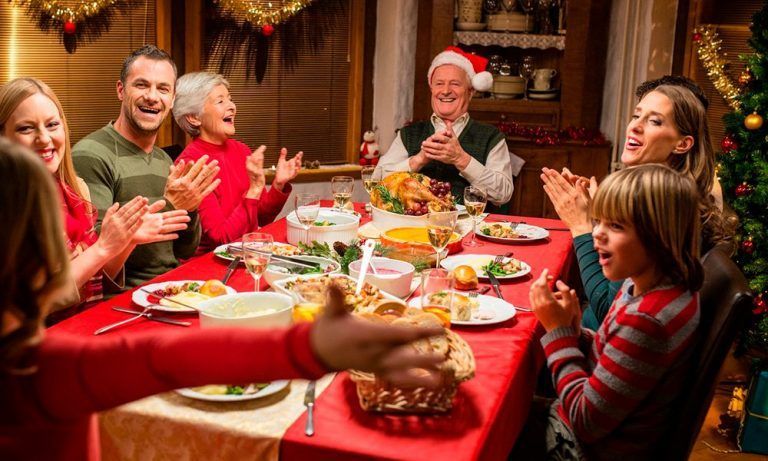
[532,68,557,90]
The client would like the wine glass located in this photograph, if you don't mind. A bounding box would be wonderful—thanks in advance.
[331,176,354,211]
[242,232,273,292]
[426,210,458,269]
[294,193,320,244]
[518,0,536,32]
[361,165,380,216]
[420,268,454,327]
[464,186,487,247]
[519,55,535,100]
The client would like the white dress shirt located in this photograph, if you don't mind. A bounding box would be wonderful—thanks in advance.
[377,113,524,205]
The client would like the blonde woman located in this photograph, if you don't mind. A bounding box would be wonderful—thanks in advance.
[0,78,189,317]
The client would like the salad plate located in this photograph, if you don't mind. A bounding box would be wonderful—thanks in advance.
[440,254,531,280]
[476,222,549,243]
[176,380,290,402]
[132,280,237,312]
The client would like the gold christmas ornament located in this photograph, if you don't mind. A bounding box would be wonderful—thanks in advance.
[215,0,314,26]
[693,25,742,110]
[9,0,121,23]
[745,111,764,130]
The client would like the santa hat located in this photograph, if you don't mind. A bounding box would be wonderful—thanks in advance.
[427,46,493,92]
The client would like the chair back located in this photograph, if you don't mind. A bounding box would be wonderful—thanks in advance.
[664,243,753,460]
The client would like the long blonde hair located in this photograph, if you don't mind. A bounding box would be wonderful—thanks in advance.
[0,77,86,200]
[0,138,71,374]
[592,164,703,292]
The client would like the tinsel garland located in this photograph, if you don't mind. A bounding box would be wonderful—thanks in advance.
[215,0,314,26]
[495,120,608,146]
[9,0,139,53]
[693,25,743,110]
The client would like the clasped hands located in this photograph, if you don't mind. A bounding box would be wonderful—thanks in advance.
[414,121,471,171]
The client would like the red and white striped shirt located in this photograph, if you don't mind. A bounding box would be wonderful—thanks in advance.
[541,280,700,460]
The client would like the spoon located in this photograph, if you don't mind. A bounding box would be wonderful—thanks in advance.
[355,240,377,295]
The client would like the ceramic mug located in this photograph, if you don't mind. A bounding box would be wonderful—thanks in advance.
[458,0,483,23]
[532,68,557,90]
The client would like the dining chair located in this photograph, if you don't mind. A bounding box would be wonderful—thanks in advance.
[663,243,753,460]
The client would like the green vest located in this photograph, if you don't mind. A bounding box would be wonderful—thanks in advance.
[399,119,508,213]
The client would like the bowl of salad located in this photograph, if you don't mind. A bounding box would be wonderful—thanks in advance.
[263,255,340,291]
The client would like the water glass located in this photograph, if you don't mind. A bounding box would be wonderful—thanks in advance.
[464,186,487,247]
[331,176,354,210]
[420,268,454,327]
[426,210,459,268]
[294,193,320,244]
[242,232,273,292]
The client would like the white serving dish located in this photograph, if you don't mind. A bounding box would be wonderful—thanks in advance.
[371,205,427,231]
[348,257,415,298]
[286,208,359,246]
[263,255,340,291]
[272,273,402,304]
[196,292,293,329]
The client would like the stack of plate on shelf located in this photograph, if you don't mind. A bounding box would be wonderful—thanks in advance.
[492,75,525,99]
[528,87,559,100]
[487,12,530,32]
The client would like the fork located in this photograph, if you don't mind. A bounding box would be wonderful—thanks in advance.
[94,307,151,335]
[494,255,505,264]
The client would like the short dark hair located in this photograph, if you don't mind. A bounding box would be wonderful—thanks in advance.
[120,45,178,85]
[635,75,709,109]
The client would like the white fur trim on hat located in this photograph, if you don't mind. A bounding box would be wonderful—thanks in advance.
[428,50,493,92]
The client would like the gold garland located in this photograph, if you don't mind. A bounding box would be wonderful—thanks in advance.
[693,25,742,110]
[215,0,314,26]
[9,0,121,23]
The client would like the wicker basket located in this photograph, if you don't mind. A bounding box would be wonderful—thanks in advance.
[348,329,475,413]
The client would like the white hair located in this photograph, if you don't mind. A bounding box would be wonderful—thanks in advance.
[173,72,230,137]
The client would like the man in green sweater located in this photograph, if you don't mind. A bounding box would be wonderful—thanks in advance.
[73,46,221,287]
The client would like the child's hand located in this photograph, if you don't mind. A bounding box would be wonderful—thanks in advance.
[529,269,580,333]
[310,282,446,388]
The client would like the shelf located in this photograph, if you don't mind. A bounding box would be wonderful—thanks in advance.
[470,98,559,110]
[454,31,565,50]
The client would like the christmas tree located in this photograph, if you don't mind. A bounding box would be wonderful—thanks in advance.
[714,5,768,353]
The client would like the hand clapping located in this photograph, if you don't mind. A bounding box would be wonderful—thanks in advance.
[132,199,190,244]
[95,196,149,255]
[420,121,471,170]
[540,167,595,236]
[165,155,221,211]
[273,147,302,191]
[246,146,267,198]
[529,269,581,333]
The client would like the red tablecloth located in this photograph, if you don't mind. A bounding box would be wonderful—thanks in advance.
[51,204,575,461]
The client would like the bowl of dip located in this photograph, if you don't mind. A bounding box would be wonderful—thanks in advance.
[348,257,415,298]
[196,292,293,329]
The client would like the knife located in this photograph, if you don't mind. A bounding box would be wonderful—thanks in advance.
[221,256,241,284]
[111,307,192,327]
[486,271,505,301]
[304,380,316,437]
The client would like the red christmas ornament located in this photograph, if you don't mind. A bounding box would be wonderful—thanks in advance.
[753,294,767,315]
[720,135,738,153]
[63,20,76,35]
[741,238,755,254]
[735,182,753,197]
[261,24,275,37]
[693,32,702,42]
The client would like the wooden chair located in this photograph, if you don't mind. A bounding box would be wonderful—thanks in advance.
[664,244,753,460]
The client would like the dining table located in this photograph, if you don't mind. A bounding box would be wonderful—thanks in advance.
[49,203,577,461]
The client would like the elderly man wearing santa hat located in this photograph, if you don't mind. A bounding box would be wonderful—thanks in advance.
[377,47,523,212]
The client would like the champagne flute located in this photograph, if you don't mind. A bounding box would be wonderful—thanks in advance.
[361,165,379,216]
[519,55,535,100]
[464,186,487,247]
[294,193,320,244]
[331,176,354,211]
[242,232,273,292]
[426,210,458,269]
[420,268,454,327]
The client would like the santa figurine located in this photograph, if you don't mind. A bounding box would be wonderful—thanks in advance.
[359,130,380,166]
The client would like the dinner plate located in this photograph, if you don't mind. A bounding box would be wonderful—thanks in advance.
[213,242,301,263]
[440,254,532,280]
[132,280,237,312]
[408,293,515,326]
[476,223,549,243]
[176,380,290,402]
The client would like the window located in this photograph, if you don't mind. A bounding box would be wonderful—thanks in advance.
[0,3,157,143]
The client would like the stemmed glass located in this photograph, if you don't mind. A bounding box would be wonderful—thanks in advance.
[294,193,320,244]
[464,186,487,247]
[361,165,380,216]
[519,0,536,33]
[426,210,459,269]
[331,176,354,211]
[242,232,273,292]
[519,55,535,100]
[420,268,454,327]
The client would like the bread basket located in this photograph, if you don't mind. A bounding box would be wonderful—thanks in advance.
[348,329,475,413]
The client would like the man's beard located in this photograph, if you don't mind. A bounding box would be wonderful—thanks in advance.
[125,105,164,135]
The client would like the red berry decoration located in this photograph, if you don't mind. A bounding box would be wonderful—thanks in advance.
[720,135,738,154]
[261,24,275,37]
[741,238,755,255]
[63,20,76,35]
[753,294,767,315]
[693,32,702,42]
[735,182,753,197]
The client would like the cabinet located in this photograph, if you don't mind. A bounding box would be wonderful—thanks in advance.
[413,0,613,217]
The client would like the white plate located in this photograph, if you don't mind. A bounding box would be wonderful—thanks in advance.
[213,242,300,263]
[132,280,237,312]
[176,380,290,402]
[408,293,515,326]
[477,223,550,243]
[440,254,532,280]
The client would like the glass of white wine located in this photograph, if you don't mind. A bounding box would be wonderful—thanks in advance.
[294,193,320,244]
[331,176,354,211]
[361,166,380,216]
[464,186,487,247]
[426,210,458,268]
[242,232,273,292]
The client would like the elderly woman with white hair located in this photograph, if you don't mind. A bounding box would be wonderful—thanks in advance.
[173,71,302,254]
